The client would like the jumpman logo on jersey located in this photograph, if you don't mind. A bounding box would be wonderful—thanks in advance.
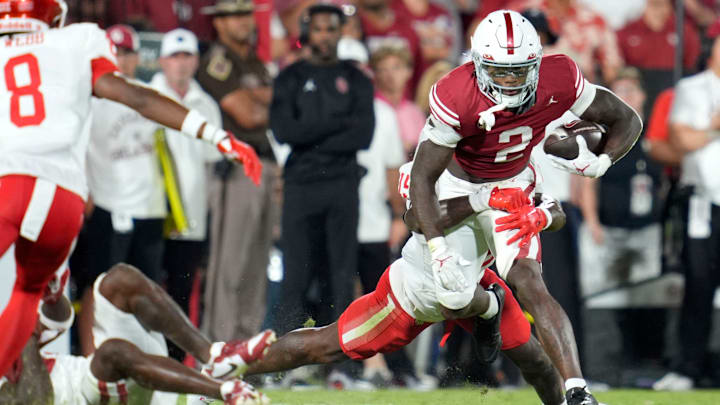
[435,256,452,268]
[574,163,591,175]
[547,96,558,106]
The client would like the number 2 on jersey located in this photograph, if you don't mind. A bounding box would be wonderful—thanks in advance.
[4,53,46,127]
[495,126,532,163]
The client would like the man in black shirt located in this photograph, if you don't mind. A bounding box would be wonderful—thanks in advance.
[270,4,374,341]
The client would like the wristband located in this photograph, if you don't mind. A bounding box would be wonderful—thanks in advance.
[537,195,555,230]
[538,206,553,230]
[427,237,447,257]
[37,300,75,345]
[181,109,207,139]
[200,123,227,145]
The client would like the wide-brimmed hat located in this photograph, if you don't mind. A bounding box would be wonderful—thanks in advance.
[201,0,254,16]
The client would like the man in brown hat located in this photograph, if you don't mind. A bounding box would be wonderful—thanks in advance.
[198,0,279,343]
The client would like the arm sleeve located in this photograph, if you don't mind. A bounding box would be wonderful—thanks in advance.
[566,56,597,117]
[204,95,224,162]
[423,115,462,148]
[84,24,119,88]
[314,72,375,152]
[269,69,347,146]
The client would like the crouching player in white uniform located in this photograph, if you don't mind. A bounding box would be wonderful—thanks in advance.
[0,264,276,405]
[239,164,572,405]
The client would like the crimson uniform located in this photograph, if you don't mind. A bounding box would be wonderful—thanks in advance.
[0,23,118,376]
[335,54,597,360]
[428,55,592,179]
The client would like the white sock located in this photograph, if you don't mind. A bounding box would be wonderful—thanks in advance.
[479,290,499,319]
[565,378,588,392]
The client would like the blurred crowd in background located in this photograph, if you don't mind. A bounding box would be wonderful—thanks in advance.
[47,0,720,392]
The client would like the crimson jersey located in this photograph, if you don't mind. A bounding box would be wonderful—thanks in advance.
[428,54,594,179]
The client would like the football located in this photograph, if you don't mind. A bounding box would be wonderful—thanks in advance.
[543,120,607,160]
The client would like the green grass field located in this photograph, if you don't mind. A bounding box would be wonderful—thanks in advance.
[247,388,720,405]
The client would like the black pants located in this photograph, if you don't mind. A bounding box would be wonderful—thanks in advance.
[275,178,359,334]
[677,196,720,379]
[539,202,584,364]
[163,239,207,361]
[85,206,164,285]
[163,239,207,315]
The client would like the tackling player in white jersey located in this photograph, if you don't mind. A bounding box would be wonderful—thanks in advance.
[0,0,262,377]
[0,263,276,405]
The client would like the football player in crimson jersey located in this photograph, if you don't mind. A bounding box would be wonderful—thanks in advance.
[410,9,641,405]
[0,263,274,405]
[0,0,262,377]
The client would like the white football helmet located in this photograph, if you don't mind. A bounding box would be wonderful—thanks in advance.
[470,10,542,108]
[0,0,68,34]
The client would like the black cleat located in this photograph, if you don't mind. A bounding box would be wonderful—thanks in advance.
[471,283,505,363]
[566,387,600,405]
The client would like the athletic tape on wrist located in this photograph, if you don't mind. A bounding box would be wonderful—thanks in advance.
[537,195,554,230]
[427,237,447,256]
[181,109,207,139]
[538,206,553,230]
[201,123,227,145]
[37,300,75,344]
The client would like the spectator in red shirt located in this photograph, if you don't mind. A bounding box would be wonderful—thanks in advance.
[107,0,216,42]
[646,88,684,166]
[357,0,422,93]
[617,0,700,73]
[482,0,623,84]
[392,0,458,72]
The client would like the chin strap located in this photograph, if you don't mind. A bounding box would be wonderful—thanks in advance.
[515,93,536,115]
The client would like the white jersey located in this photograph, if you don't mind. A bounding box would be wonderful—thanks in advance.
[87,91,167,219]
[38,272,212,405]
[0,24,118,199]
[149,73,222,240]
[44,352,209,405]
[389,163,542,322]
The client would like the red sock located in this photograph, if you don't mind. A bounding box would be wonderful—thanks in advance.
[0,287,42,377]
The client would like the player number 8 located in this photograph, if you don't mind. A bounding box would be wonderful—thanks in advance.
[4,53,46,128]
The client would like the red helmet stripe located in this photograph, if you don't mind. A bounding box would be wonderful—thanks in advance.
[503,12,514,55]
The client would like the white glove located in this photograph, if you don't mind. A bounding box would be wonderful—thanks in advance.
[477,103,508,131]
[546,136,612,178]
[428,237,473,309]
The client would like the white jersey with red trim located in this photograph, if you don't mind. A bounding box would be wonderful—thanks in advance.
[427,54,596,180]
[42,352,213,405]
[0,23,118,199]
[390,162,543,322]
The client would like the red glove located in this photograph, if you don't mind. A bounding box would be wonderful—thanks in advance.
[217,133,263,186]
[495,205,548,247]
[487,187,531,213]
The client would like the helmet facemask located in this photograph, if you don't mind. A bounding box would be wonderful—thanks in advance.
[472,50,542,109]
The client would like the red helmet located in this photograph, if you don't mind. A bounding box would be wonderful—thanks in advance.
[0,0,67,34]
